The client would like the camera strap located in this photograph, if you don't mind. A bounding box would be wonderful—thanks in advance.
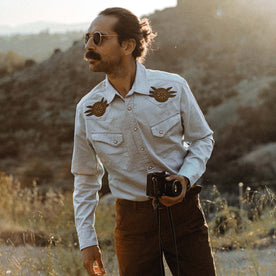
[167,206,180,276]
[153,198,165,276]
[153,199,180,276]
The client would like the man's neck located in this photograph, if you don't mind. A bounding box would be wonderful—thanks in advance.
[107,60,137,98]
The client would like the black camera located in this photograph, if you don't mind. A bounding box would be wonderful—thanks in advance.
[146,171,182,198]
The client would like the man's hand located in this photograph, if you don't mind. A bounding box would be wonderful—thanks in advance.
[159,175,189,207]
[82,245,105,275]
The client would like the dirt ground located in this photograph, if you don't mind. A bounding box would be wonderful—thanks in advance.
[0,246,275,275]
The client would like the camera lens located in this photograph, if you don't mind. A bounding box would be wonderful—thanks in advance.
[165,180,182,197]
[173,183,178,193]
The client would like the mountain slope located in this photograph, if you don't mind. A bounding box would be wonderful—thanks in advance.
[0,1,275,191]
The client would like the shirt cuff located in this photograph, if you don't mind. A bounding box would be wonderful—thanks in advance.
[78,227,98,250]
[178,168,198,187]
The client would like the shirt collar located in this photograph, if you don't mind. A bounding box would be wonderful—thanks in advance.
[104,62,150,103]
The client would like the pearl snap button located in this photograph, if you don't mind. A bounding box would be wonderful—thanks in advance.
[134,127,138,131]
[159,130,164,134]
[127,107,132,111]
[114,140,118,144]
[140,147,144,151]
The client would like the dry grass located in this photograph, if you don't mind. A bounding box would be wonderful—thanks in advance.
[0,172,275,275]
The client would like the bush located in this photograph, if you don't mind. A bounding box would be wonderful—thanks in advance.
[0,51,26,77]
[25,59,36,67]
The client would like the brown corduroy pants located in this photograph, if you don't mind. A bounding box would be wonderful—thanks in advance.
[114,188,216,276]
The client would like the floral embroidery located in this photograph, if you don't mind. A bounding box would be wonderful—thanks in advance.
[149,87,176,102]
[85,98,109,117]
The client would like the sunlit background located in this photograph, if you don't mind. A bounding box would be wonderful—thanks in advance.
[0,0,177,32]
[0,0,275,275]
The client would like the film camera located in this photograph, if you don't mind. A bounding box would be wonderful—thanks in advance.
[146,171,182,198]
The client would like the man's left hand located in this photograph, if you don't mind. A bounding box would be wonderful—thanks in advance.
[159,175,189,207]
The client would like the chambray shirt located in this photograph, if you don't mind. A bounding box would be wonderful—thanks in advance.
[71,62,214,250]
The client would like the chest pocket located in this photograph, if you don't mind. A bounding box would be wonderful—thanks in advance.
[150,113,184,168]
[90,133,129,170]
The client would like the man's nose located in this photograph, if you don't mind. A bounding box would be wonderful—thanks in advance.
[85,37,96,50]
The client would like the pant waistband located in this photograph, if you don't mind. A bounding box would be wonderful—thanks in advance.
[115,186,201,209]
[115,198,152,208]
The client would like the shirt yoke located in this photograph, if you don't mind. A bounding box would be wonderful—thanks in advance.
[77,80,107,111]
[146,68,186,86]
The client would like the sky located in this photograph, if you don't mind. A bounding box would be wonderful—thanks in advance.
[0,0,177,26]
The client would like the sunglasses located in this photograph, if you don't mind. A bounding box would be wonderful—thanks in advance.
[84,31,118,46]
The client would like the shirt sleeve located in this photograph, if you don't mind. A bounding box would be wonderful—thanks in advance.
[71,103,104,250]
[178,80,214,186]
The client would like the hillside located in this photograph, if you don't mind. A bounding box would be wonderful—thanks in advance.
[0,44,104,189]
[0,0,275,192]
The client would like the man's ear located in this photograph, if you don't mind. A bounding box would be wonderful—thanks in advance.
[121,39,136,56]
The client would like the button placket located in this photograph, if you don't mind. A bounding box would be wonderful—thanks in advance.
[125,95,155,172]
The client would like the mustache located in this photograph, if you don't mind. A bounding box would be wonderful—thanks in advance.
[84,51,101,61]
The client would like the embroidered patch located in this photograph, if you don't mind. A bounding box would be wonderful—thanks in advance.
[85,98,109,117]
[149,87,176,102]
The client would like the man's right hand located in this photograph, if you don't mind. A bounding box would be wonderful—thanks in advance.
[81,245,105,275]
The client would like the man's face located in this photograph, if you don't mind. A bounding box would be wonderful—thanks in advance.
[84,15,123,74]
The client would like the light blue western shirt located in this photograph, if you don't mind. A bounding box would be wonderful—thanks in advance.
[71,62,214,250]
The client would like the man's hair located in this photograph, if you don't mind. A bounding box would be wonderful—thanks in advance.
[99,7,157,63]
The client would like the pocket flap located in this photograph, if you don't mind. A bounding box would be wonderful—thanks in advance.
[91,133,123,146]
[151,114,180,137]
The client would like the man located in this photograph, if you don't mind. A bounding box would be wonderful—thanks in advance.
[72,7,216,276]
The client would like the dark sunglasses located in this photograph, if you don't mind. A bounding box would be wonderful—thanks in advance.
[84,31,118,45]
